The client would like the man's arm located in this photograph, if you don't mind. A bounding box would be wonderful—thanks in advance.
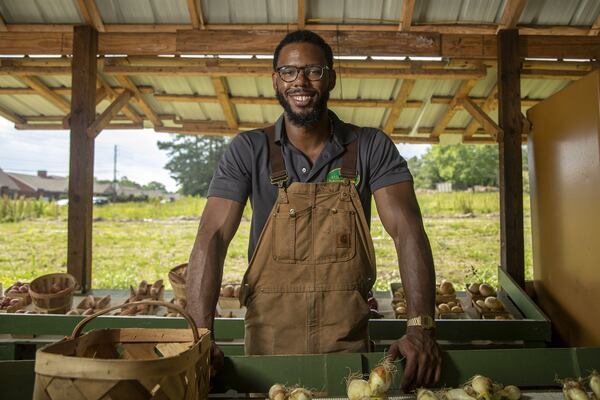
[185,197,245,373]
[373,181,442,390]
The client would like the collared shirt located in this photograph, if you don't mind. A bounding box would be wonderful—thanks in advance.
[208,111,413,260]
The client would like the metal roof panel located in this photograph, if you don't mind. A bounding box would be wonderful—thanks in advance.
[519,0,600,26]
[0,0,82,24]
[97,0,191,24]
[413,0,503,24]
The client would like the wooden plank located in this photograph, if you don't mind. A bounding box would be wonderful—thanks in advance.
[16,122,142,130]
[497,0,527,31]
[398,0,415,32]
[383,79,415,134]
[187,0,205,29]
[97,75,143,124]
[431,79,478,137]
[521,69,588,80]
[460,96,501,137]
[297,0,305,29]
[0,11,7,32]
[177,29,441,56]
[0,86,153,95]
[67,26,97,292]
[497,29,525,288]
[99,32,176,55]
[211,77,238,129]
[519,35,600,59]
[19,76,71,113]
[465,84,497,136]
[115,75,163,128]
[390,135,440,144]
[76,0,105,32]
[589,12,600,36]
[0,103,25,124]
[87,89,133,138]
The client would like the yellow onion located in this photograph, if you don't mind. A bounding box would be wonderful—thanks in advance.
[369,365,392,395]
[347,379,371,400]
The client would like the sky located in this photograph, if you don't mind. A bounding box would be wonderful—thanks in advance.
[0,117,429,193]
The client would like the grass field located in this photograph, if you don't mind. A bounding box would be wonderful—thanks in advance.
[0,192,532,291]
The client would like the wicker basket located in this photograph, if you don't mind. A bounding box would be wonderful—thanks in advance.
[168,263,187,301]
[29,273,77,314]
[4,283,32,305]
[33,300,211,400]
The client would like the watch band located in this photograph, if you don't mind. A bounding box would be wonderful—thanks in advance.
[406,315,436,329]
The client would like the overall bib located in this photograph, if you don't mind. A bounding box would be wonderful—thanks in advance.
[240,126,377,355]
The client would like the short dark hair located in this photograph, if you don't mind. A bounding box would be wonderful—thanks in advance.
[273,30,334,70]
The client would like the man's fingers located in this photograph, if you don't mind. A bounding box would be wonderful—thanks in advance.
[415,352,429,388]
[401,352,417,391]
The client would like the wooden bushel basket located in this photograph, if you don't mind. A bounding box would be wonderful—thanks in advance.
[168,263,187,301]
[29,273,77,314]
[33,300,211,400]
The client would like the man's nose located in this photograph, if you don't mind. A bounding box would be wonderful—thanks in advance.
[292,69,309,86]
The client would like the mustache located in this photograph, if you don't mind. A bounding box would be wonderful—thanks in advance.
[286,89,317,96]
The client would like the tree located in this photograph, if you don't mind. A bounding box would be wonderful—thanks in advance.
[158,135,230,196]
[143,181,167,192]
[413,144,499,190]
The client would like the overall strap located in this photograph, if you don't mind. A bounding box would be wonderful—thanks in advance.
[340,127,359,180]
[264,125,288,186]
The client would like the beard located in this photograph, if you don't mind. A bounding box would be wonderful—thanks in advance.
[275,88,329,128]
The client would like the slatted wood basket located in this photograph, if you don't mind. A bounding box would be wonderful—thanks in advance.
[168,263,187,301]
[33,300,211,400]
[29,273,77,314]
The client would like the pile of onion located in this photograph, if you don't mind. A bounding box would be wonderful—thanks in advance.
[347,360,395,400]
[268,384,312,400]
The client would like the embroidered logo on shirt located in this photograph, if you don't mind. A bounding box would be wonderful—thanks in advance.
[326,168,360,186]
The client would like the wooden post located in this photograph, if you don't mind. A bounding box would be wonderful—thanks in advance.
[497,29,525,288]
[67,26,97,292]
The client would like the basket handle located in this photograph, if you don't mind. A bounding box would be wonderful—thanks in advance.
[70,300,200,343]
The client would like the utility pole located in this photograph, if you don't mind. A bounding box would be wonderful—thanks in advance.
[112,145,118,201]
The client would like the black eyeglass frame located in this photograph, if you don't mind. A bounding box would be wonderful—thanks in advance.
[275,64,330,83]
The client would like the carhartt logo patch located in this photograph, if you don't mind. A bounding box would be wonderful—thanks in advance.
[337,232,350,248]
[326,168,360,186]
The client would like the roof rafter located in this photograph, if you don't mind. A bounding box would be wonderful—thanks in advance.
[461,97,502,138]
[87,89,133,138]
[497,0,527,32]
[114,75,162,127]
[76,0,105,32]
[187,0,205,29]
[97,76,143,124]
[383,79,415,134]
[211,77,238,130]
[298,0,306,29]
[399,0,415,31]
[588,12,600,36]
[0,103,25,124]
[18,75,71,113]
[465,85,498,137]
[0,11,7,32]
[431,79,478,138]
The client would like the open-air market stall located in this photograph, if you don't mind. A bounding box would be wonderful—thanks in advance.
[1,0,600,398]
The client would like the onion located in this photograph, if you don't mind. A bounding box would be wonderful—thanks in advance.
[484,297,504,311]
[369,364,392,395]
[439,304,450,313]
[468,283,481,294]
[479,284,495,297]
[451,305,463,312]
[494,385,521,400]
[268,384,288,400]
[446,388,477,400]
[440,280,455,295]
[587,371,600,400]
[472,375,493,400]
[563,380,589,400]
[289,388,312,400]
[417,389,440,400]
[347,379,371,400]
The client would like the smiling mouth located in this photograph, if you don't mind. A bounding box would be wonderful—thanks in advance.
[288,92,316,107]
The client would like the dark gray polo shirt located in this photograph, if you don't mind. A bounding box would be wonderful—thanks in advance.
[207,111,413,260]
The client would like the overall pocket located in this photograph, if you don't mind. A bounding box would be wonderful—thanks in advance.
[272,205,311,263]
[314,207,356,263]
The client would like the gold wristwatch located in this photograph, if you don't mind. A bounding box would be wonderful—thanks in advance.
[406,315,436,329]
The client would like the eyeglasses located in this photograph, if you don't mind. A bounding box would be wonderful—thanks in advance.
[276,65,330,82]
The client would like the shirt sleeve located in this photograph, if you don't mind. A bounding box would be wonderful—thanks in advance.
[207,133,253,204]
[366,128,413,192]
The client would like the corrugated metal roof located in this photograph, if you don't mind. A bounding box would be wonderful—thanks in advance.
[0,0,82,24]
[519,0,600,26]
[203,0,297,24]
[97,0,191,24]
[413,0,504,24]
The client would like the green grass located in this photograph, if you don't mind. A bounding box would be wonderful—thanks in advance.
[0,192,532,291]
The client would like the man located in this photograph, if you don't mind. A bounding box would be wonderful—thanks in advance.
[186,30,441,390]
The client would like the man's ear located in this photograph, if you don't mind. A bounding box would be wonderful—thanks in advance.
[272,72,278,91]
[328,69,337,91]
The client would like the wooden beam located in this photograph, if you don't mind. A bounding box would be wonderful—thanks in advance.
[390,135,440,144]
[497,29,524,288]
[16,123,142,130]
[114,75,162,127]
[0,11,7,32]
[521,69,588,80]
[497,0,527,32]
[97,75,143,124]
[0,86,153,95]
[298,0,305,29]
[211,77,238,129]
[465,85,498,136]
[76,0,105,32]
[460,96,502,138]
[589,12,600,36]
[18,76,71,113]
[68,26,97,292]
[187,0,205,29]
[398,0,415,32]
[0,103,25,124]
[383,79,415,134]
[431,79,478,137]
[87,89,133,138]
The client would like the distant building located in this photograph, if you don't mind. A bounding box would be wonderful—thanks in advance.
[5,170,66,199]
[0,168,29,197]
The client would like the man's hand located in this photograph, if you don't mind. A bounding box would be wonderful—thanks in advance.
[209,341,225,379]
[387,329,442,391]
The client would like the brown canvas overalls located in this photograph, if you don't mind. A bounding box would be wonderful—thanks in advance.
[240,126,377,355]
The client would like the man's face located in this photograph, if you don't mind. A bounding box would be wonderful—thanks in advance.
[272,42,336,128]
